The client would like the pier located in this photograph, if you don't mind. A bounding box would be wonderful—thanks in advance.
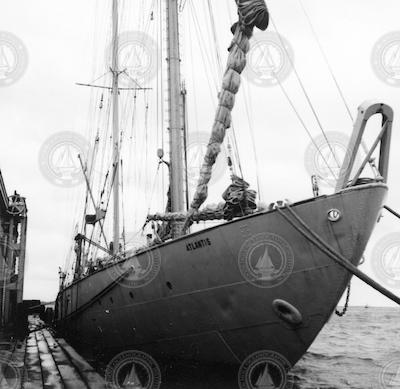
[0,315,106,388]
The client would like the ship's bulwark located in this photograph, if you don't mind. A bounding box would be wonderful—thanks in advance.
[55,184,386,371]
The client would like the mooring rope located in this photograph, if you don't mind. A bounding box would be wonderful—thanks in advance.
[384,205,400,220]
[275,203,400,306]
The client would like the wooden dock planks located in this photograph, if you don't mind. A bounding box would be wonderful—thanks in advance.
[41,329,87,389]
[35,330,63,388]
[56,339,107,389]
[24,331,43,389]
[3,315,107,389]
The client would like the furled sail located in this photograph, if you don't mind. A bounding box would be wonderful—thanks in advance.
[189,0,269,213]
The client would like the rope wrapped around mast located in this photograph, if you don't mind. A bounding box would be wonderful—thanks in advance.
[187,0,269,217]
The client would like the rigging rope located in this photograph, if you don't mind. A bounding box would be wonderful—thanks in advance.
[297,0,376,177]
[120,159,126,252]
[242,81,262,200]
[275,77,339,183]
[179,0,187,12]
[206,0,223,80]
[188,1,220,99]
[298,0,354,124]
[270,17,341,173]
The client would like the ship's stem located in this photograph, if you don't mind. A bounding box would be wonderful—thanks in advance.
[111,0,120,254]
[166,0,185,236]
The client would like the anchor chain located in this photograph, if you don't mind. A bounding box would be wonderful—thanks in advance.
[335,281,351,317]
[334,203,399,317]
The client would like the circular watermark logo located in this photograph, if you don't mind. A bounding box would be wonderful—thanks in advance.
[186,131,228,193]
[371,31,400,87]
[379,359,400,388]
[106,31,158,87]
[238,233,294,288]
[0,355,21,389]
[243,31,294,87]
[0,31,28,87]
[38,131,90,188]
[371,232,400,289]
[238,350,293,389]
[304,131,362,188]
[105,350,161,389]
[107,237,161,289]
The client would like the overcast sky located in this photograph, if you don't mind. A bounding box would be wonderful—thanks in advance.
[0,0,399,306]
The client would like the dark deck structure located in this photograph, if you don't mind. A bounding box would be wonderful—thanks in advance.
[0,169,28,327]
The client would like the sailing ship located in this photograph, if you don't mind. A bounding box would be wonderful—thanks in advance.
[54,0,396,386]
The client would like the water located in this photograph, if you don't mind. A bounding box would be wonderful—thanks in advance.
[292,307,400,389]
[89,307,400,388]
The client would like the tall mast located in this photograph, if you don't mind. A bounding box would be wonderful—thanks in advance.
[111,0,120,253]
[166,0,185,236]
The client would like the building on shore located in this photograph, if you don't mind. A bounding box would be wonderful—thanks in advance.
[0,170,27,327]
